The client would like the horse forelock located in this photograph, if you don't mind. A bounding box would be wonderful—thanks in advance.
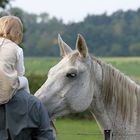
[99,60,140,122]
[67,51,79,64]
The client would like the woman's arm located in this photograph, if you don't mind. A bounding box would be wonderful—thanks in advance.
[16,47,25,76]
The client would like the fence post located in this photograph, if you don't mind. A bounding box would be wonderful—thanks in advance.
[104,130,113,140]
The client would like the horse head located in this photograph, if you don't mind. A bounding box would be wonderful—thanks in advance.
[35,34,102,119]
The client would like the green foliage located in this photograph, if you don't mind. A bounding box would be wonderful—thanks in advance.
[4,7,140,57]
[25,57,60,74]
[129,43,140,55]
[0,0,10,9]
[26,73,47,94]
[25,57,60,94]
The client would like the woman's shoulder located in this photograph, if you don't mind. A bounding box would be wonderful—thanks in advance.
[12,89,41,104]
[0,37,21,51]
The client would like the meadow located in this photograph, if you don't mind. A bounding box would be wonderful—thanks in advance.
[25,57,140,84]
[55,118,103,140]
[25,57,140,140]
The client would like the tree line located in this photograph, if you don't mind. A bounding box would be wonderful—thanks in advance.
[1,6,140,56]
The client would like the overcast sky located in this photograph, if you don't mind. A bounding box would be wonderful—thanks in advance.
[11,0,140,23]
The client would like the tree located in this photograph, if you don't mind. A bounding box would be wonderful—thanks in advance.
[39,13,50,23]
[0,0,10,9]
[9,7,24,18]
[5,7,140,57]
[129,43,140,56]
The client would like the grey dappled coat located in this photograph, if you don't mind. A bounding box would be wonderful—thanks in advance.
[0,89,55,140]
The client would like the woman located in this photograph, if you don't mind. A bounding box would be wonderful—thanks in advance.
[0,15,55,140]
[0,15,30,104]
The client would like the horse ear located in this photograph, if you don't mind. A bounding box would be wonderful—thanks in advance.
[58,34,72,57]
[76,34,88,58]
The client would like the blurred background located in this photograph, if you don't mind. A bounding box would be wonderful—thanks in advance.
[1,0,140,57]
[0,1,140,140]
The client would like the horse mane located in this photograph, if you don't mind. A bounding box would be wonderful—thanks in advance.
[93,57,140,122]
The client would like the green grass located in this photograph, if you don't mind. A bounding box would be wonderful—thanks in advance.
[25,57,60,74]
[25,57,140,75]
[103,57,140,84]
[55,118,103,140]
[103,57,140,76]
[25,57,140,84]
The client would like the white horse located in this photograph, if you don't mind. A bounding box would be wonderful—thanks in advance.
[35,34,140,140]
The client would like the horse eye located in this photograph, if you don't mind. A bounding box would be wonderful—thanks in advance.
[66,73,77,78]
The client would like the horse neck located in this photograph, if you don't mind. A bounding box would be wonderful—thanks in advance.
[101,62,140,117]
[100,61,140,132]
[89,58,112,130]
[90,58,140,133]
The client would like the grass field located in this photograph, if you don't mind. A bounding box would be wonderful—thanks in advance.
[25,57,140,84]
[55,118,103,140]
[25,57,60,74]
[103,57,140,84]
[25,57,140,140]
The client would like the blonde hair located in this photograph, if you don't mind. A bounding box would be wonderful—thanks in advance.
[0,16,23,44]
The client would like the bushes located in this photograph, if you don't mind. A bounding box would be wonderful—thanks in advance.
[26,73,47,94]
[61,111,94,120]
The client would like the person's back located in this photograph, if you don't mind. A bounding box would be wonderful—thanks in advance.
[0,15,30,104]
[0,89,55,140]
[0,37,17,64]
[0,37,19,104]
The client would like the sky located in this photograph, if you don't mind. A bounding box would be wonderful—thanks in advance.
[11,0,140,23]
